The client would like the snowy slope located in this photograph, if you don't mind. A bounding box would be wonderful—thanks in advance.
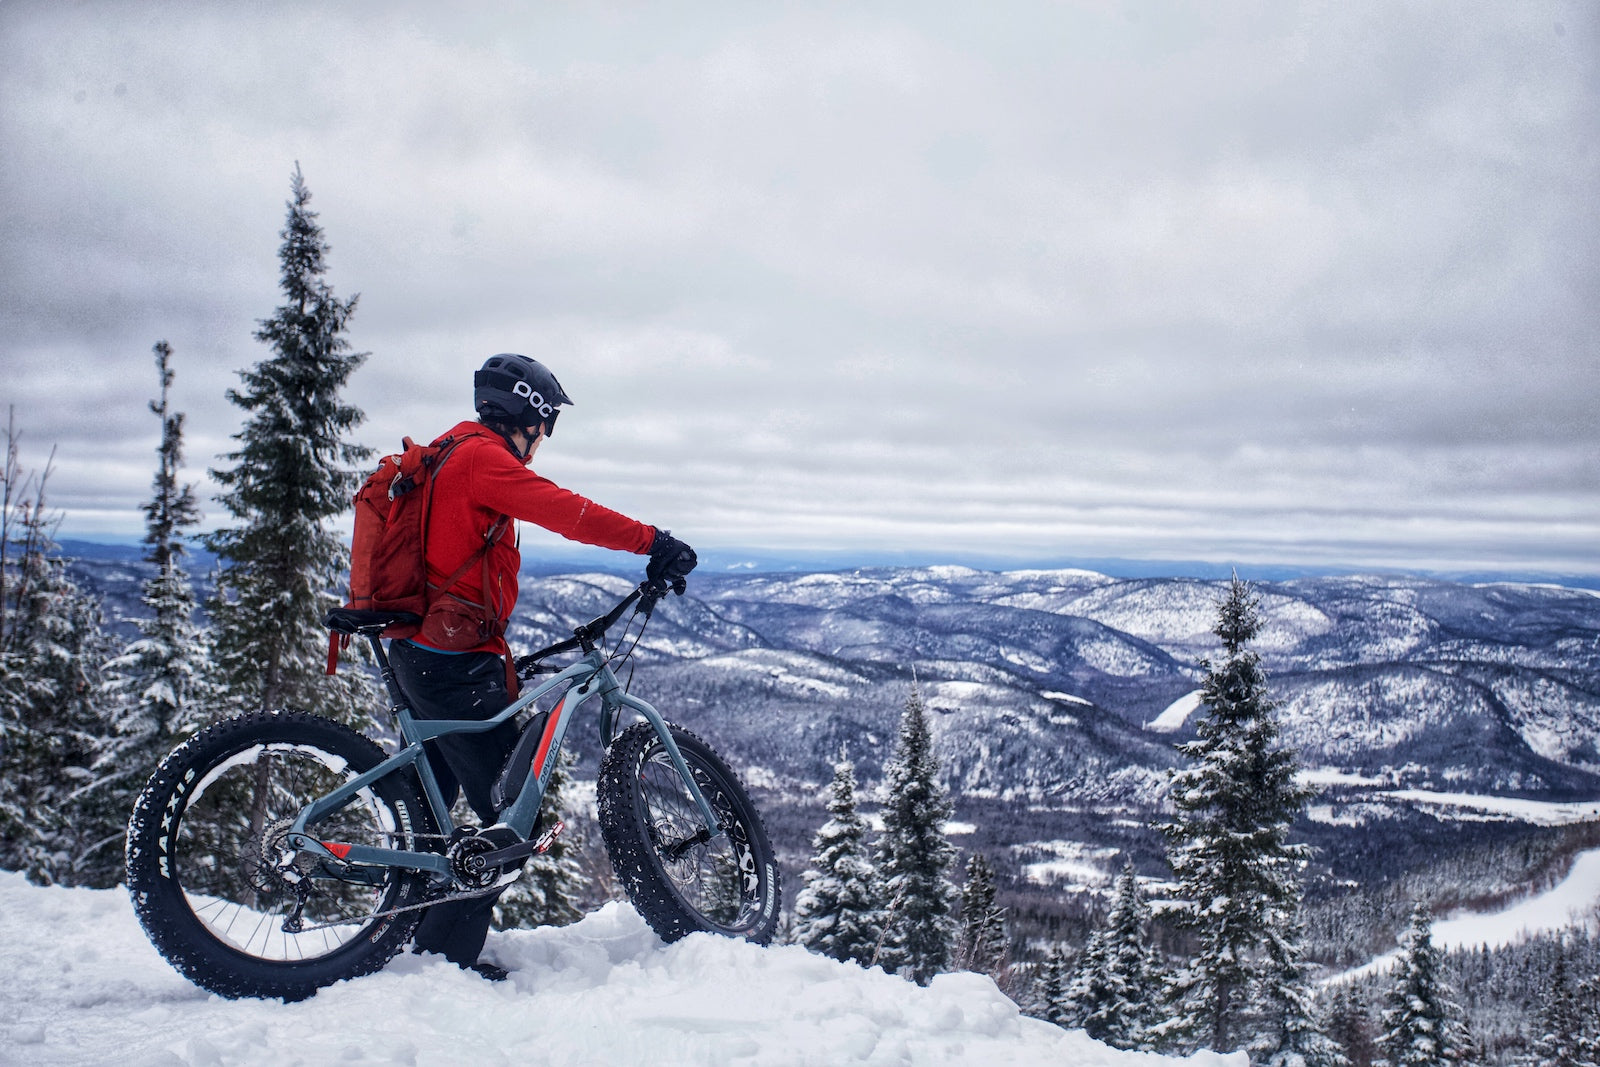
[1326,846,1600,983]
[0,874,1243,1067]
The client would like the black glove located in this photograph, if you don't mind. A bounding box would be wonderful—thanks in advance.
[647,529,697,591]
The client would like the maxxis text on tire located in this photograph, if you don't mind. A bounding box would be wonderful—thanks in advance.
[125,709,437,1001]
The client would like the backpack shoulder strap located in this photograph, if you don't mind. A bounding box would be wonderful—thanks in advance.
[420,430,511,601]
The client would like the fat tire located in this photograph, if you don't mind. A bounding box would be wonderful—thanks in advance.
[597,721,781,945]
[125,709,437,1000]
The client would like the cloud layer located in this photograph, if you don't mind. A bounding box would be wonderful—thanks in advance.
[2,1,1596,575]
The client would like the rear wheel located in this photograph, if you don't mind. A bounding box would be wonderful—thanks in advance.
[597,721,781,945]
[125,710,437,1000]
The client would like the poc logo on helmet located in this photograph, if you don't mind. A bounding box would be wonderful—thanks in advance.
[512,381,555,418]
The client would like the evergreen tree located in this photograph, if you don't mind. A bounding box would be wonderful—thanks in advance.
[874,683,958,985]
[88,343,213,886]
[1520,942,1596,1067]
[1327,984,1378,1067]
[1067,861,1167,1051]
[0,430,115,884]
[1064,924,1114,1031]
[1033,944,1074,1027]
[1258,909,1349,1067]
[493,747,586,930]
[1377,904,1473,1067]
[793,748,883,967]
[204,165,376,726]
[1158,575,1316,1056]
[954,851,1008,980]
[1578,973,1600,1067]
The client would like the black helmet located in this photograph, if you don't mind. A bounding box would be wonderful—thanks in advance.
[474,353,573,435]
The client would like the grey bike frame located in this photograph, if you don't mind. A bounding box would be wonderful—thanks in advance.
[283,640,722,879]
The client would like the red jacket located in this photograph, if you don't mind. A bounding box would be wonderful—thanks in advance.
[421,421,655,654]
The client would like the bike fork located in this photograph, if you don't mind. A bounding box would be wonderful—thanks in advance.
[606,689,723,838]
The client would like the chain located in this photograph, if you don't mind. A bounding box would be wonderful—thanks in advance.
[287,879,512,934]
[279,830,512,934]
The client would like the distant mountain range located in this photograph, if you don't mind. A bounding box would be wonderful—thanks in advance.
[57,536,1600,589]
[501,567,1600,803]
[69,545,1600,804]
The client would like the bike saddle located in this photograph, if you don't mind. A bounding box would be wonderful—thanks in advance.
[322,608,422,635]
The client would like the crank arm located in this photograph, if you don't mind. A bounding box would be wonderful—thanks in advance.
[479,820,565,868]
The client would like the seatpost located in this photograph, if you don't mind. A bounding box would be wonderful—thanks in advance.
[365,632,411,720]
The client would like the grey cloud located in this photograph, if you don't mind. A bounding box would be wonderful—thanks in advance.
[2,0,1596,575]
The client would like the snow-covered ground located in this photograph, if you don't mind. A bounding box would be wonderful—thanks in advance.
[0,873,1243,1067]
[1021,840,1123,888]
[1428,848,1600,950]
[1298,771,1600,826]
[1376,789,1600,826]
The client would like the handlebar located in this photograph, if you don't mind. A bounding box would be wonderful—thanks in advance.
[515,578,680,676]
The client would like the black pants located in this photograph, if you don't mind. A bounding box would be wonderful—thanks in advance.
[389,640,519,966]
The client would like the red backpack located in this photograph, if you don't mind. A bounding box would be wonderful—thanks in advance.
[326,431,507,673]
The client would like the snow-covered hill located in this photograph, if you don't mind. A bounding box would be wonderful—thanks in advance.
[590,567,1600,800]
[0,873,1242,1067]
[75,555,1600,802]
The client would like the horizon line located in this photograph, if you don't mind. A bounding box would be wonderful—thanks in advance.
[55,536,1600,591]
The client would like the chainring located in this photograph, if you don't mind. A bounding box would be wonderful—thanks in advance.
[446,827,522,891]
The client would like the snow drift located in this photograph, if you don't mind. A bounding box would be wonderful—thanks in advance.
[0,872,1244,1066]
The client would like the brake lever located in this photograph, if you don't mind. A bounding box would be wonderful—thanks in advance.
[638,581,666,615]
[638,576,687,614]
[514,654,560,678]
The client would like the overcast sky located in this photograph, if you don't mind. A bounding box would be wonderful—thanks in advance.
[2,1,1596,576]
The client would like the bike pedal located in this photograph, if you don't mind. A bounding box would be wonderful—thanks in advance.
[532,819,565,854]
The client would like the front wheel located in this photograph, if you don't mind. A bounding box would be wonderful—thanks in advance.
[125,709,438,1000]
[597,721,781,945]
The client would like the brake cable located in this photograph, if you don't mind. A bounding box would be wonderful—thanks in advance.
[607,600,653,693]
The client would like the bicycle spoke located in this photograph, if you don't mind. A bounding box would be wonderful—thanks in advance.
[170,743,405,962]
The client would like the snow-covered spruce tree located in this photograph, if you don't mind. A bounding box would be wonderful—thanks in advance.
[874,683,958,985]
[1064,925,1113,1030]
[793,748,884,967]
[1033,944,1075,1027]
[953,851,1004,985]
[0,436,116,884]
[1257,909,1349,1067]
[1156,575,1316,1056]
[1066,860,1168,1051]
[1578,973,1600,1067]
[1377,904,1473,1067]
[204,165,376,727]
[1519,940,1596,1067]
[86,343,213,886]
[954,851,1008,981]
[1326,984,1378,1067]
[494,747,586,930]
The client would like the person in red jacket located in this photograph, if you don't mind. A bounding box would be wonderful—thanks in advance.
[393,353,696,979]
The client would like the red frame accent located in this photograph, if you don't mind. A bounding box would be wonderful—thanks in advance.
[531,696,566,779]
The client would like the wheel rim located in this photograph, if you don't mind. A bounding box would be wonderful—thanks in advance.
[636,748,762,933]
[172,742,405,963]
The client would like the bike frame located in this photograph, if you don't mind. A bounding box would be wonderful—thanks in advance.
[283,613,722,882]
